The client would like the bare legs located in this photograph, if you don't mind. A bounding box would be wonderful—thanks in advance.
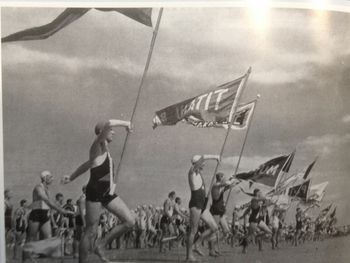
[79,197,135,263]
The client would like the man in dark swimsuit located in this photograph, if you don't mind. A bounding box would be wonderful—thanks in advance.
[210,172,238,255]
[62,119,135,263]
[241,189,272,252]
[13,199,28,259]
[186,155,220,262]
[294,207,303,246]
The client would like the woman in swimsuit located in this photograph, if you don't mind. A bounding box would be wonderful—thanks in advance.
[62,120,135,263]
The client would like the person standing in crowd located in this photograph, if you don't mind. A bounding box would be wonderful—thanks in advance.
[12,199,28,259]
[27,171,73,242]
[159,191,176,252]
[4,189,14,241]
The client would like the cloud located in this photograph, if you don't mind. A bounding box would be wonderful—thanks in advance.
[341,114,350,123]
[2,44,144,76]
[301,133,350,155]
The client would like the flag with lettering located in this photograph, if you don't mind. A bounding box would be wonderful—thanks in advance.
[2,8,152,43]
[152,75,249,129]
[236,152,294,187]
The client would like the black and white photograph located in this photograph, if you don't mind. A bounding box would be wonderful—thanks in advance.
[1,1,350,262]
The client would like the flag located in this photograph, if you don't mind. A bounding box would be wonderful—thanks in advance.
[273,150,295,188]
[287,179,310,201]
[307,181,328,202]
[152,75,248,129]
[22,237,63,260]
[275,156,315,193]
[96,8,153,27]
[303,158,317,180]
[236,152,295,187]
[2,8,152,43]
[329,206,337,218]
[320,203,332,215]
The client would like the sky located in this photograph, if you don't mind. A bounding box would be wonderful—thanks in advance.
[1,5,350,225]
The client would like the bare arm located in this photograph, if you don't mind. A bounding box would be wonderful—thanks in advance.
[164,200,172,218]
[96,120,131,143]
[174,204,188,219]
[202,154,220,162]
[36,186,69,215]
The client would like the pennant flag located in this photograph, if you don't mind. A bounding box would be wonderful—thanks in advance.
[2,8,152,43]
[22,237,63,260]
[287,179,310,201]
[329,206,337,218]
[236,152,294,187]
[96,8,153,27]
[320,203,332,216]
[303,158,317,180]
[307,181,329,202]
[152,75,248,129]
[275,155,317,194]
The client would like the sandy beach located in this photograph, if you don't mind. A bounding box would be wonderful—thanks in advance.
[5,235,350,263]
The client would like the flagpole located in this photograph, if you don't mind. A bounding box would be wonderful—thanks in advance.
[204,67,251,209]
[274,149,296,191]
[114,8,163,185]
[224,95,260,206]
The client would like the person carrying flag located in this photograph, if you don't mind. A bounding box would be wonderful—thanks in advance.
[186,155,220,261]
[61,119,135,263]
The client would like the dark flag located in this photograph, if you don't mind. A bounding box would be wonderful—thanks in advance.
[152,75,250,129]
[287,179,310,200]
[303,158,317,179]
[236,152,294,187]
[329,206,337,218]
[2,8,152,43]
[321,204,332,214]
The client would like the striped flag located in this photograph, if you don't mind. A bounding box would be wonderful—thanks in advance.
[152,74,250,129]
[2,8,152,43]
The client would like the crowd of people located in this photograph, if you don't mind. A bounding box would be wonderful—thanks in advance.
[3,121,344,262]
[4,179,342,261]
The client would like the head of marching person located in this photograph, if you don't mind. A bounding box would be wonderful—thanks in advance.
[216,172,224,182]
[175,197,182,205]
[4,188,12,200]
[94,121,114,143]
[40,170,54,185]
[20,199,27,208]
[55,192,64,205]
[253,188,262,198]
[168,191,176,201]
[191,155,205,172]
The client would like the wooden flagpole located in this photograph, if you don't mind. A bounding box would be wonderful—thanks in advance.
[224,95,260,206]
[204,67,251,209]
[114,8,164,184]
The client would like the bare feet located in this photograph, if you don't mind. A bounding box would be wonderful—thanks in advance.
[193,246,204,256]
[186,255,198,261]
[209,251,218,257]
[94,245,109,263]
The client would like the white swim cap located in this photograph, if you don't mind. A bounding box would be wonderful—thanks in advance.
[191,155,203,164]
[40,170,51,180]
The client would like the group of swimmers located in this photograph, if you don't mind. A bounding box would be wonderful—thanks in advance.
[3,119,341,262]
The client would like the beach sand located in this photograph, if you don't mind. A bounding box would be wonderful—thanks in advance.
[5,235,350,263]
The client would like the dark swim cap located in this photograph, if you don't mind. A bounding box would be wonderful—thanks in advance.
[94,122,105,135]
